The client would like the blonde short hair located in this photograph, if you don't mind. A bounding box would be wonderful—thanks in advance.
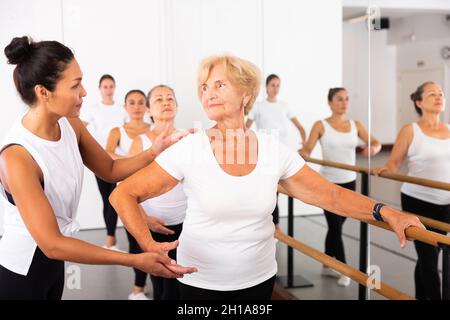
[197,55,261,115]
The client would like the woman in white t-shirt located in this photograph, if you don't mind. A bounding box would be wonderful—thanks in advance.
[373,82,450,300]
[0,36,196,300]
[246,74,307,229]
[301,87,381,287]
[110,55,424,300]
[127,85,187,300]
[80,74,128,251]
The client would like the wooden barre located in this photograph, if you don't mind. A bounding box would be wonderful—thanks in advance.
[301,155,450,234]
[363,220,450,247]
[303,156,450,192]
[275,230,415,300]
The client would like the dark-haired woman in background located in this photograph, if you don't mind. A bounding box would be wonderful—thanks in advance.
[301,87,381,287]
[373,82,450,300]
[0,36,196,300]
[246,74,306,229]
[105,89,152,300]
[80,74,128,252]
[105,90,150,160]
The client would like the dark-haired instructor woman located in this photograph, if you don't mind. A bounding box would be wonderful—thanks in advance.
[0,36,196,300]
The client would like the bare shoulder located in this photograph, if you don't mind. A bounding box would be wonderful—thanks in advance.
[0,145,42,189]
[397,123,414,144]
[354,119,363,128]
[399,123,414,136]
[66,117,85,142]
[312,120,324,134]
[109,127,121,137]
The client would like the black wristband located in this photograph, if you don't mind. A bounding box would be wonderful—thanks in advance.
[372,203,385,222]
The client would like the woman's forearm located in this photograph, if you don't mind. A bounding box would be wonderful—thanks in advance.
[48,236,136,267]
[107,151,127,160]
[108,148,157,182]
[331,186,391,222]
[109,185,156,251]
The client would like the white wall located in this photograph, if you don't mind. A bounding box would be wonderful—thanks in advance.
[343,22,397,144]
[0,0,343,234]
[263,0,343,216]
[390,14,450,123]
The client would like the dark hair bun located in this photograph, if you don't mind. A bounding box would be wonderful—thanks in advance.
[4,36,32,65]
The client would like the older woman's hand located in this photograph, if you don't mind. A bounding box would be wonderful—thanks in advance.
[145,215,175,235]
[380,207,426,247]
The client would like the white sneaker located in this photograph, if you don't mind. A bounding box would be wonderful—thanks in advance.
[321,266,340,279]
[337,275,351,287]
[128,292,151,300]
[103,245,126,253]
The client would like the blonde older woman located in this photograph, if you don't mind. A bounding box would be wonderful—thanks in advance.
[110,55,425,300]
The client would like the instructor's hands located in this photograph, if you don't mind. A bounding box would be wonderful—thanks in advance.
[134,240,197,278]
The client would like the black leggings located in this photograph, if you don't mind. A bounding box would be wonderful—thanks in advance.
[95,176,118,237]
[126,223,183,300]
[401,193,450,300]
[126,230,148,288]
[0,247,65,300]
[323,180,356,264]
[179,275,276,300]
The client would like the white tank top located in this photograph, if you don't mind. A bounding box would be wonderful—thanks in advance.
[115,126,134,156]
[319,120,358,183]
[0,116,84,275]
[139,134,186,226]
[401,123,450,205]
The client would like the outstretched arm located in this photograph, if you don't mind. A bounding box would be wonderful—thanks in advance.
[280,164,425,247]
[68,117,193,182]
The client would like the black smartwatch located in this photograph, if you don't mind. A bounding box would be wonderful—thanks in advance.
[372,203,385,222]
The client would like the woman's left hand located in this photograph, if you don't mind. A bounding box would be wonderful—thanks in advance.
[381,208,426,248]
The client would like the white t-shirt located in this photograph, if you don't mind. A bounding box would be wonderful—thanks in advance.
[79,102,127,148]
[247,100,294,145]
[155,130,305,291]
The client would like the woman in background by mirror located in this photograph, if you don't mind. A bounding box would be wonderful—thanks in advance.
[80,74,128,251]
[301,87,381,287]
